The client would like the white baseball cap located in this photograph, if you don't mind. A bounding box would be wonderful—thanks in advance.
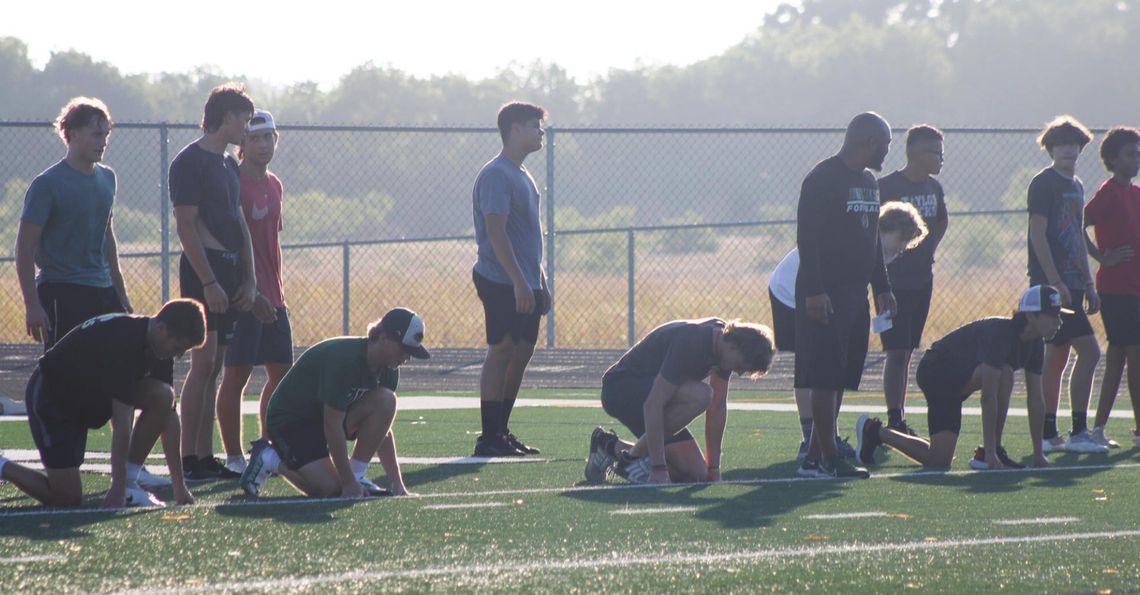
[247,110,276,133]
[1019,285,1074,314]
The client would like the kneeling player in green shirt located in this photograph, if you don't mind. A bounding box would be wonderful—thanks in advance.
[240,308,430,498]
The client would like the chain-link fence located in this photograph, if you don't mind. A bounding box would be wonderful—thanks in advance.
[0,123,1112,349]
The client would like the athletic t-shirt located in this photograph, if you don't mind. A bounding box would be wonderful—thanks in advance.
[169,142,244,252]
[878,171,947,289]
[38,314,174,428]
[266,337,399,428]
[603,318,732,386]
[471,155,544,289]
[796,156,891,298]
[923,317,1044,400]
[21,160,116,287]
[239,171,285,307]
[1026,167,1086,290]
[1084,178,1140,297]
[768,249,799,308]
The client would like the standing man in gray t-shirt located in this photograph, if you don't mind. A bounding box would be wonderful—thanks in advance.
[470,101,550,457]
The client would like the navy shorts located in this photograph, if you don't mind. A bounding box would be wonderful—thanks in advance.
[793,284,870,391]
[769,289,796,352]
[916,354,968,436]
[473,270,544,345]
[37,282,125,348]
[879,283,933,351]
[180,249,241,345]
[26,367,88,469]
[600,373,695,445]
[1049,288,1094,344]
[1099,293,1140,347]
[224,307,293,367]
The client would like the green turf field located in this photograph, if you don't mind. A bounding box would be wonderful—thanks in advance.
[2,389,1138,593]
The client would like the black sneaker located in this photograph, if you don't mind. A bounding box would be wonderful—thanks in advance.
[855,415,882,466]
[887,418,918,437]
[996,445,1025,469]
[182,456,214,482]
[473,433,525,457]
[199,456,242,479]
[504,432,540,455]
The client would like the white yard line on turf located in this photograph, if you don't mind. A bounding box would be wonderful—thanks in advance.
[115,529,1140,594]
[993,517,1080,526]
[3,461,1138,521]
[802,512,890,520]
[0,555,65,564]
[609,506,697,515]
[2,396,1135,421]
[422,502,512,510]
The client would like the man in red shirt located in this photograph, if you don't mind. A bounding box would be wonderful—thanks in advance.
[1083,126,1140,449]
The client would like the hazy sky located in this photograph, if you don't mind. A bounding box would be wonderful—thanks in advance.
[1,1,787,88]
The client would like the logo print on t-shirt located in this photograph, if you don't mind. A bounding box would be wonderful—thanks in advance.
[847,187,880,229]
[251,204,270,221]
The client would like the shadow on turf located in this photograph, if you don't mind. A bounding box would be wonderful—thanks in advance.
[886,450,1132,493]
[213,495,356,523]
[562,461,846,529]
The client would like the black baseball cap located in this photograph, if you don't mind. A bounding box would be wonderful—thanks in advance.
[378,307,431,359]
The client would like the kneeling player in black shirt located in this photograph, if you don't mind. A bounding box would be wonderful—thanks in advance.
[854,286,1065,470]
[0,300,206,508]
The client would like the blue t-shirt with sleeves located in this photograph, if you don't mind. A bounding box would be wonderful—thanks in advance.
[471,155,544,289]
[21,160,116,287]
[1026,167,1086,289]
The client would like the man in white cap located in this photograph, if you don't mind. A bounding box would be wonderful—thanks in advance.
[854,285,1066,470]
[216,110,293,475]
[240,308,430,499]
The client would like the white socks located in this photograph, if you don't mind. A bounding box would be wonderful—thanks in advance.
[126,462,142,486]
[350,458,369,479]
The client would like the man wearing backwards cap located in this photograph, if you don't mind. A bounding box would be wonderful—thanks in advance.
[854,285,1066,470]
[240,308,431,498]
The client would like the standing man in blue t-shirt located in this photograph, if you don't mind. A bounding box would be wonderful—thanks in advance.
[470,101,551,457]
[17,97,132,348]
[170,84,258,481]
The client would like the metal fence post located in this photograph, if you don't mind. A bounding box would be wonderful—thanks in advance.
[159,123,170,302]
[627,229,636,347]
[544,126,556,348]
[342,241,350,335]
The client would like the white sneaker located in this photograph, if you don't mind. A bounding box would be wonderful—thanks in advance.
[1041,435,1068,453]
[1089,426,1120,449]
[125,485,165,508]
[225,457,247,475]
[1066,430,1110,454]
[137,467,172,491]
[358,476,392,497]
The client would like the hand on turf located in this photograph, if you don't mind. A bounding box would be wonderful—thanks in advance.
[875,291,897,318]
[173,485,196,506]
[1102,245,1133,267]
[102,484,127,509]
[25,301,51,344]
[341,481,365,499]
[1032,453,1053,468]
[513,281,535,315]
[648,468,670,484]
[203,282,229,313]
[391,484,416,497]
[706,468,721,483]
[804,293,833,325]
[252,293,277,323]
[1085,287,1101,315]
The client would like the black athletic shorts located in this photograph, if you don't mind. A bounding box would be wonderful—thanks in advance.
[180,249,241,345]
[224,307,293,367]
[600,373,695,445]
[793,284,870,391]
[916,353,968,436]
[769,288,796,352]
[1049,288,1094,345]
[268,418,331,471]
[473,270,544,345]
[26,367,88,469]
[37,282,125,348]
[879,283,933,351]
[1099,293,1140,347]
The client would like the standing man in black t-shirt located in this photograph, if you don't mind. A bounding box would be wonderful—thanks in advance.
[878,125,949,435]
[855,286,1062,470]
[795,112,896,479]
[0,300,205,508]
[170,84,257,481]
[584,318,774,485]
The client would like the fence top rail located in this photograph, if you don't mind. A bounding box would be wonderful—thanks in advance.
[0,121,1112,135]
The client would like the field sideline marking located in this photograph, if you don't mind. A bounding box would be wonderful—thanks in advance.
[0,555,65,564]
[802,512,890,520]
[993,517,1080,526]
[115,529,1140,593]
[422,502,511,510]
[610,506,697,515]
[3,461,1138,520]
